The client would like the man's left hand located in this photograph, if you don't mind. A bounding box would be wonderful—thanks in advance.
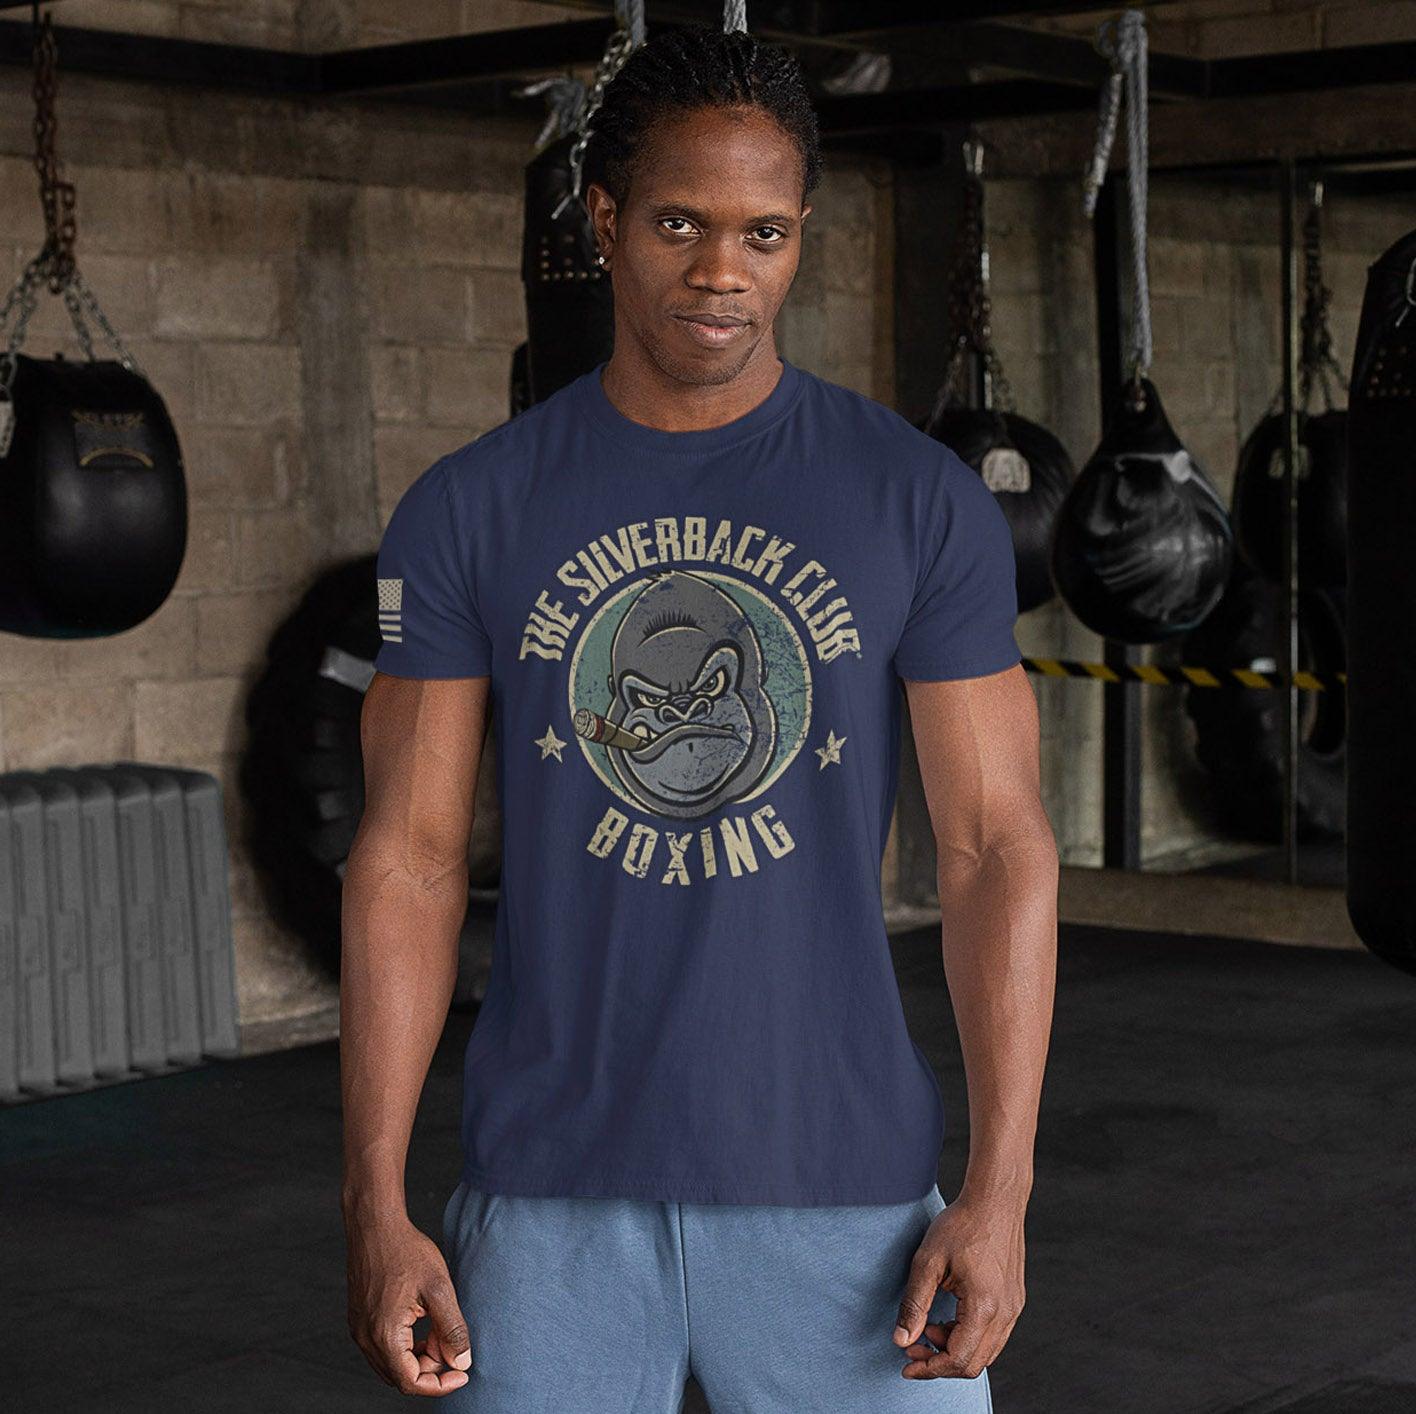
[892,1193,1026,1380]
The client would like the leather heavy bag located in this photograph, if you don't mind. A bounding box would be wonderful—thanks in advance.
[1051,379,1233,644]
[509,339,532,418]
[1232,407,1347,589]
[0,354,186,638]
[1346,228,1416,976]
[926,408,1073,614]
[521,132,614,406]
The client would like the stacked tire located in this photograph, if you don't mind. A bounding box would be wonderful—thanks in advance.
[1181,559,1346,843]
[239,555,500,1005]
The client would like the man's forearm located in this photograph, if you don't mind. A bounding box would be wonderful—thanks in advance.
[936,822,1058,1207]
[340,828,469,1222]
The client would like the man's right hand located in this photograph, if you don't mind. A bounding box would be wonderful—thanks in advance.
[346,1209,472,1396]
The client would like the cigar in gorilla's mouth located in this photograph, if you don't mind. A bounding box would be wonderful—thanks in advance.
[573,708,738,761]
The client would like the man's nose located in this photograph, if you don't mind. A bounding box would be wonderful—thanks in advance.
[685,237,751,292]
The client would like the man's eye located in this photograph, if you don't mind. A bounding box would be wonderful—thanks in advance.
[661,217,692,233]
[754,227,785,242]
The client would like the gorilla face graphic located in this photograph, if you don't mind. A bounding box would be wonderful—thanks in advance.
[603,571,777,819]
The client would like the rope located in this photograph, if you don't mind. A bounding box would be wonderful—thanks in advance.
[1084,9,1152,397]
[516,75,587,151]
[619,0,646,48]
[723,0,748,33]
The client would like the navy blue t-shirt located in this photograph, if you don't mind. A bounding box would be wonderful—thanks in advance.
[372,355,1021,1205]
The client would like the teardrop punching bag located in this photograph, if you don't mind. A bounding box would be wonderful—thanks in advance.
[0,14,185,640]
[925,408,1072,614]
[0,353,186,638]
[1346,228,1416,976]
[1233,409,1347,587]
[1058,11,1232,644]
[1051,379,1233,644]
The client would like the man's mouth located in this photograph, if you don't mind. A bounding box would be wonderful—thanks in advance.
[674,312,751,347]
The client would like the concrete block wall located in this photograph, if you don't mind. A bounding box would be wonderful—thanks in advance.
[0,39,893,1024]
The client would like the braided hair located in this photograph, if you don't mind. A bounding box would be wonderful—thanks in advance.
[581,24,824,210]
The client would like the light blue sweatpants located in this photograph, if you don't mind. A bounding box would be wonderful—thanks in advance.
[439,1177,995,1413]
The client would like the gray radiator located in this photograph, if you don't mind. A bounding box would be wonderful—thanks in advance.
[0,763,240,1102]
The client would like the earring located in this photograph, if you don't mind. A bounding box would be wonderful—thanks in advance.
[596,252,607,267]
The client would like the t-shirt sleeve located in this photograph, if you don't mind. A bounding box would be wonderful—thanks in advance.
[893,448,1023,682]
[372,455,493,679]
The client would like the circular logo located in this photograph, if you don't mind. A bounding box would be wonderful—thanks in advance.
[566,568,813,821]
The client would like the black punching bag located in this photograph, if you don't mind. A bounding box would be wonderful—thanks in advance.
[1346,229,1416,975]
[1051,379,1233,644]
[0,355,187,638]
[925,408,1073,614]
[521,132,614,405]
[1233,408,1347,588]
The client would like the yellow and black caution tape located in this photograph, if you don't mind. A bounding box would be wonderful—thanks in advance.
[1021,656,1346,693]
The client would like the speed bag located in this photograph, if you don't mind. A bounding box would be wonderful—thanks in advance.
[521,131,614,406]
[925,408,1074,614]
[1051,378,1232,644]
[1232,408,1347,589]
[0,354,187,638]
[1346,227,1416,976]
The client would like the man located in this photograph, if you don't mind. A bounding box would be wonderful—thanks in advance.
[342,22,1057,1412]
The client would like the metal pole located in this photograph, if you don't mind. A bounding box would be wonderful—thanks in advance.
[1093,175,1142,871]
[1279,157,1300,883]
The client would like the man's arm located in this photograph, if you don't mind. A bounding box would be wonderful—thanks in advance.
[341,670,490,1397]
[892,662,1059,1381]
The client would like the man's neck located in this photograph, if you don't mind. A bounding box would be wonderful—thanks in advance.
[598,342,784,433]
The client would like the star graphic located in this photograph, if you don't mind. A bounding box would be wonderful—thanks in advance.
[815,728,847,770]
[534,723,567,762]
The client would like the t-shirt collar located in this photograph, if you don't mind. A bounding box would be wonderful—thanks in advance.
[573,355,804,457]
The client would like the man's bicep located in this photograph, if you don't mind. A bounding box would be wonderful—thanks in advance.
[903,665,1041,865]
[358,672,491,869]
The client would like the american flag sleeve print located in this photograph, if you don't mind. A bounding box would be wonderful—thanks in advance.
[371,454,493,679]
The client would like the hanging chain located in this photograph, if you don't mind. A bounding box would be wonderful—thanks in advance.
[33,10,77,294]
[0,258,44,450]
[925,138,1015,432]
[552,9,641,220]
[1297,182,1345,413]
[0,4,141,401]
[1265,182,1348,420]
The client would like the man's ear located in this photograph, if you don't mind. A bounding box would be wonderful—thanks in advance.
[585,180,617,250]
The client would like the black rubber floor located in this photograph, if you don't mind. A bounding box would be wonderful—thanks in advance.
[2,921,1414,1413]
